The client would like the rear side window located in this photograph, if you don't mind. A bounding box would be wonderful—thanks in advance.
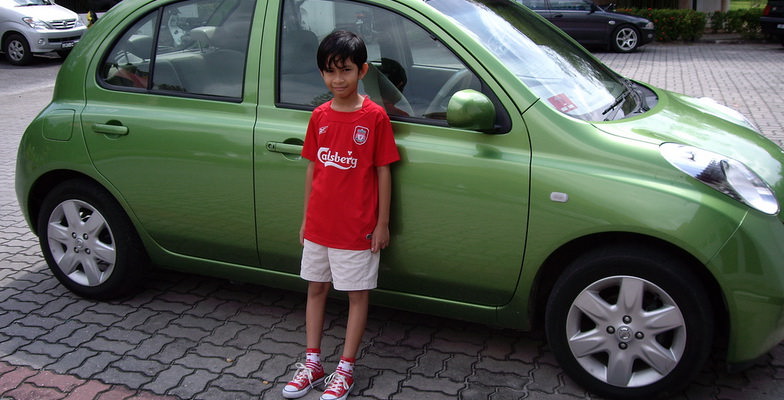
[519,0,548,10]
[99,0,255,100]
[549,0,590,10]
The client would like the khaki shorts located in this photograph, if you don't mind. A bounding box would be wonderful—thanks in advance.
[301,239,380,291]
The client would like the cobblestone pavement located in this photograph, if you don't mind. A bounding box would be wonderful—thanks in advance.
[1,42,784,400]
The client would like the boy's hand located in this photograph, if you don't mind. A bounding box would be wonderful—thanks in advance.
[371,224,390,253]
[299,222,306,246]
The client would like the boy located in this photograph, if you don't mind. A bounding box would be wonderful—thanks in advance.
[282,30,400,400]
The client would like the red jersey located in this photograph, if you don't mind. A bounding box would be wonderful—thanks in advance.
[302,97,400,250]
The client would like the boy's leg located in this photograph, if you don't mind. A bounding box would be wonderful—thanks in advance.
[283,281,331,399]
[307,281,331,349]
[343,289,369,359]
[321,289,368,400]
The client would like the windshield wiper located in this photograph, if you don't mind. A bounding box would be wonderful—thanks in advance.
[602,86,630,118]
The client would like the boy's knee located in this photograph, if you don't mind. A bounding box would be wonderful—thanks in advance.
[308,281,331,297]
[347,290,369,303]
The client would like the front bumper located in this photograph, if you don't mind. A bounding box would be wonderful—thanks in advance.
[640,28,655,45]
[708,210,784,364]
[25,28,86,53]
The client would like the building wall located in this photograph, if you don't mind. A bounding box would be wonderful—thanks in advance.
[681,0,731,12]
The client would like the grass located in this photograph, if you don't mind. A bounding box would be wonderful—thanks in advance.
[729,0,764,10]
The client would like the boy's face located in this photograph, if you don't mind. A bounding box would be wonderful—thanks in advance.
[320,58,368,101]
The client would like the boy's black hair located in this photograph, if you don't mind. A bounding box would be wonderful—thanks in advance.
[316,30,368,71]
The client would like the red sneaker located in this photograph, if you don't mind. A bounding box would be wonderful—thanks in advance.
[282,362,325,399]
[320,371,354,400]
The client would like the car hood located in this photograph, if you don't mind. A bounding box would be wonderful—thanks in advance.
[601,10,651,25]
[1,4,76,21]
[595,87,784,211]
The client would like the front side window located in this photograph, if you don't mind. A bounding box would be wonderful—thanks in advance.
[278,0,491,123]
[99,0,255,99]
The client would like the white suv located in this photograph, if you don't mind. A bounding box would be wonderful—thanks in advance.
[1,0,86,65]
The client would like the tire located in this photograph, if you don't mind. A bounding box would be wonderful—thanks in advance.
[5,33,33,66]
[37,180,148,300]
[611,26,640,53]
[56,49,72,60]
[545,245,713,399]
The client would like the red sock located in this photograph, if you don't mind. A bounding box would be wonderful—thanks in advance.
[337,356,355,376]
[306,348,324,374]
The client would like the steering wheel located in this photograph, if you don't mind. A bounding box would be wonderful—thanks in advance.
[425,69,475,116]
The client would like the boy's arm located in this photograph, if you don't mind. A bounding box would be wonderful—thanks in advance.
[300,161,315,245]
[372,165,392,253]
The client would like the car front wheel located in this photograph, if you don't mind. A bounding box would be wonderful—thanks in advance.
[37,180,148,300]
[611,26,640,53]
[545,245,713,399]
[5,33,33,66]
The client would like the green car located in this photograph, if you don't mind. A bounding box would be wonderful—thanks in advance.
[14,0,784,398]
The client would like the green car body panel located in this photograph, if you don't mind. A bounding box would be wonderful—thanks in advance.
[15,0,784,377]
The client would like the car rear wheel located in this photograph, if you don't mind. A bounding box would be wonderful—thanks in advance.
[5,33,33,66]
[37,179,148,300]
[545,244,713,399]
[611,26,640,53]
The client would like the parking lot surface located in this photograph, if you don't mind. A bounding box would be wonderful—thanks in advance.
[1,42,783,400]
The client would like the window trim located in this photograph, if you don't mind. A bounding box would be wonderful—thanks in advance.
[273,0,512,134]
[96,0,254,103]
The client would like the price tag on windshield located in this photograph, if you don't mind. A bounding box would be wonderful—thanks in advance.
[548,94,578,113]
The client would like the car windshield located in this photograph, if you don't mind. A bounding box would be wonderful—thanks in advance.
[427,0,642,121]
[8,0,53,5]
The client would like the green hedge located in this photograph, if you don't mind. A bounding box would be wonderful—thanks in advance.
[618,8,706,41]
[708,9,762,38]
[618,8,762,41]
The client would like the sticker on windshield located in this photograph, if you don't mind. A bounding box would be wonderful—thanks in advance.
[548,94,578,113]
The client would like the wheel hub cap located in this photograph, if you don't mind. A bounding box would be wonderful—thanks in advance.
[47,199,117,287]
[616,326,633,342]
[565,275,686,388]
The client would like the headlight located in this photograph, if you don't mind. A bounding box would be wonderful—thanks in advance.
[660,143,779,215]
[643,22,654,30]
[22,17,51,30]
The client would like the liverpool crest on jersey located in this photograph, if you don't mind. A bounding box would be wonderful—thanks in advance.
[353,126,369,145]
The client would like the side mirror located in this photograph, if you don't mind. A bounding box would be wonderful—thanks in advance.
[446,89,496,132]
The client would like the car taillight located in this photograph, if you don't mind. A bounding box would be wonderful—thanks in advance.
[763,5,771,16]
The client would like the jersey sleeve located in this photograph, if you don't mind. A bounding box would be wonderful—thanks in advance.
[373,111,400,167]
[301,109,321,161]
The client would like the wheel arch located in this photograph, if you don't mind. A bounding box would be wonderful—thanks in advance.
[2,30,24,46]
[26,170,113,236]
[528,232,728,344]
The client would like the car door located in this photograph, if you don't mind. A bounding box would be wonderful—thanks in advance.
[81,0,261,266]
[255,0,531,306]
[547,0,607,45]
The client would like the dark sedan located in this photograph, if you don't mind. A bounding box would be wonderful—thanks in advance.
[517,0,655,52]
[761,0,784,45]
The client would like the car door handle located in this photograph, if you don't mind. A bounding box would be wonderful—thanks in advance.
[92,123,129,136]
[266,141,303,155]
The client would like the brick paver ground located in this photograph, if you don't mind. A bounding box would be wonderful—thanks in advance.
[1,41,784,400]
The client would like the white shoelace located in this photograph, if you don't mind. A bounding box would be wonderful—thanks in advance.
[289,362,316,386]
[324,371,351,393]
